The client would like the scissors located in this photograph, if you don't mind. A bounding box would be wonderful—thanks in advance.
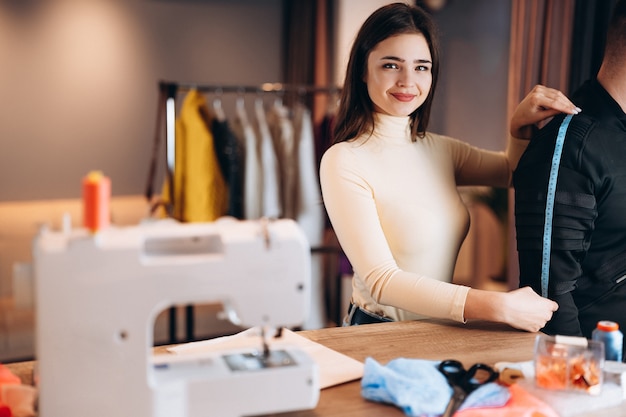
[437,359,499,417]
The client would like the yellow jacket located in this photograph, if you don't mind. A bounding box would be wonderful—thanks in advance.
[163,89,228,222]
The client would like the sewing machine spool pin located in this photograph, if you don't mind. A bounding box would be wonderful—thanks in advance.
[259,217,274,249]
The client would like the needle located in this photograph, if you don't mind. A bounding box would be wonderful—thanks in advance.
[261,327,270,358]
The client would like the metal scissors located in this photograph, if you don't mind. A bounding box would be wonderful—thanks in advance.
[437,359,499,417]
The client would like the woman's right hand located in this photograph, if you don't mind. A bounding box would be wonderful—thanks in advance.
[510,85,580,139]
[465,286,558,332]
[500,287,559,332]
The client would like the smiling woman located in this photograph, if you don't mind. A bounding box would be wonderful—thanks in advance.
[365,33,433,117]
[319,2,576,331]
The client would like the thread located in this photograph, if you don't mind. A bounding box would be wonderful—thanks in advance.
[592,320,623,362]
[82,171,111,233]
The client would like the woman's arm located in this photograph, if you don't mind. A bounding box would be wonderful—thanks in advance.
[453,85,580,188]
[465,287,558,333]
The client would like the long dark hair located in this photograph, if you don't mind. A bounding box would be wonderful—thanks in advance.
[333,2,440,143]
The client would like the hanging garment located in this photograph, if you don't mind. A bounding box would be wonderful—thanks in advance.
[231,99,262,220]
[315,112,336,172]
[164,89,228,222]
[293,102,324,242]
[211,117,244,219]
[314,112,337,228]
[267,102,297,219]
[254,98,281,219]
[293,103,327,329]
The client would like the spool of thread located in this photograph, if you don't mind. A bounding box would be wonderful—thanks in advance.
[82,171,111,233]
[592,320,623,362]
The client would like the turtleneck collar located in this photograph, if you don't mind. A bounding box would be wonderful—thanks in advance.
[372,113,413,144]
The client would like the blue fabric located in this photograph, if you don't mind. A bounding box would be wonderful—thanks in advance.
[461,382,511,410]
[361,357,511,417]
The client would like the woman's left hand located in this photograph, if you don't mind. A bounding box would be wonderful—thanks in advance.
[510,85,580,139]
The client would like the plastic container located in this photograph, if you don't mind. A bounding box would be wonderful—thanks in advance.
[534,334,604,395]
[592,321,623,362]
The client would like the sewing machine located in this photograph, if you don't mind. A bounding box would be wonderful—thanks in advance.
[33,217,320,417]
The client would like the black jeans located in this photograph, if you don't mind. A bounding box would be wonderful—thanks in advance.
[344,303,393,326]
[578,279,626,356]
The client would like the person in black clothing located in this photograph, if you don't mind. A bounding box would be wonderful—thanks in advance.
[514,0,626,344]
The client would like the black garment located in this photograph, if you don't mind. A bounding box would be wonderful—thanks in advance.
[346,304,393,326]
[514,79,626,343]
[212,118,244,219]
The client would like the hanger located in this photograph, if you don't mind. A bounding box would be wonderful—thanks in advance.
[255,91,267,113]
[212,87,226,122]
[233,88,251,128]
[272,89,284,109]
[326,89,340,115]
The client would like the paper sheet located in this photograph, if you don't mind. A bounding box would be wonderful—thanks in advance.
[167,327,364,389]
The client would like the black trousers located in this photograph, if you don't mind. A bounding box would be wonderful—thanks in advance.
[345,303,393,326]
[578,280,626,356]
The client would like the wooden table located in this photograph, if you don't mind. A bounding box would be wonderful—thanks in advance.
[7,320,626,416]
[290,320,626,417]
[289,319,539,417]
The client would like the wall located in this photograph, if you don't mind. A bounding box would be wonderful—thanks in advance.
[334,0,396,86]
[0,0,282,202]
[430,0,511,150]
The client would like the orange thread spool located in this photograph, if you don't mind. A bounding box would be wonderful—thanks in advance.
[82,171,111,233]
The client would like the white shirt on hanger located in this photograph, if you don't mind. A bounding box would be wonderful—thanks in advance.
[232,98,263,220]
[255,98,282,219]
[268,102,297,219]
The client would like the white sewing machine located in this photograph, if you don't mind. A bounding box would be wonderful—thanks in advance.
[33,217,320,417]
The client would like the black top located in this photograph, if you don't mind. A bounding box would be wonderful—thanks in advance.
[514,79,626,338]
[212,118,244,219]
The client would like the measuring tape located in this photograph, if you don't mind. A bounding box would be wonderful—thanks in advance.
[541,114,574,298]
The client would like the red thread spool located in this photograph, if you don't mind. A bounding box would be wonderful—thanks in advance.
[82,171,111,233]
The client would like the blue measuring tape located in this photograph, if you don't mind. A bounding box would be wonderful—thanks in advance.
[540,114,574,298]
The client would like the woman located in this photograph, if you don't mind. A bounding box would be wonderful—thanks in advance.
[320,3,578,331]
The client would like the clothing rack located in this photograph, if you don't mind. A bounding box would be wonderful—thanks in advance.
[155,80,343,344]
[158,80,341,203]
[160,80,341,95]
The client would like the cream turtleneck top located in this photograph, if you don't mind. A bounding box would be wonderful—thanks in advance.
[319,113,528,322]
